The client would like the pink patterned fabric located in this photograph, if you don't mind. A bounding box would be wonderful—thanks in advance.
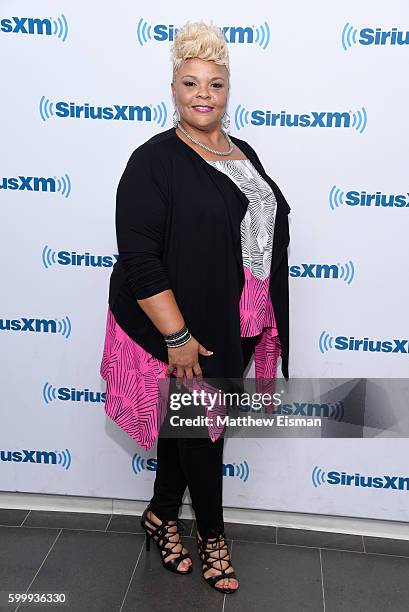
[100,263,281,450]
[240,265,281,379]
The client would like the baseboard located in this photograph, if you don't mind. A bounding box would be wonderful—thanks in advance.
[1,490,408,541]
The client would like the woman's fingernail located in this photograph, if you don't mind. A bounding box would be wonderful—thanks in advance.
[208,351,213,355]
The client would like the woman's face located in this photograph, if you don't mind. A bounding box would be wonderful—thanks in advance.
[171,57,229,131]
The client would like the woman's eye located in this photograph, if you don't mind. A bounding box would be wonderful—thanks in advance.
[183,81,223,88]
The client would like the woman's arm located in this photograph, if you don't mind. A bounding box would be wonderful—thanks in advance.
[136,288,185,337]
[115,145,212,383]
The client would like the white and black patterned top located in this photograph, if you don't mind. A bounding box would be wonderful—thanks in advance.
[206,158,277,281]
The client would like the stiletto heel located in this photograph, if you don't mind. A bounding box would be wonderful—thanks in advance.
[196,531,239,594]
[145,531,150,551]
[140,504,192,574]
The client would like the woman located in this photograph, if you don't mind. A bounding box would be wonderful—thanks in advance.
[100,20,290,594]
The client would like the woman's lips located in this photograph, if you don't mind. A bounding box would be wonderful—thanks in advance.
[192,106,214,113]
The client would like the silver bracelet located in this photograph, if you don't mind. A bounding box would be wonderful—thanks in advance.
[166,332,192,348]
[163,325,192,348]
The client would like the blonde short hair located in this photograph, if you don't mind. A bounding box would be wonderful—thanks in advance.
[171,20,230,82]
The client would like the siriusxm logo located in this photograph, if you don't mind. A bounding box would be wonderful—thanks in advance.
[39,97,167,125]
[1,174,71,198]
[0,449,71,469]
[255,402,344,421]
[1,316,71,338]
[289,261,355,284]
[132,454,249,481]
[319,331,409,355]
[342,23,409,50]
[137,19,270,48]
[329,186,409,210]
[43,382,105,404]
[42,246,118,269]
[312,466,409,491]
[234,105,367,132]
[0,15,68,41]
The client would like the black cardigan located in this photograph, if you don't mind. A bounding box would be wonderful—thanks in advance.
[107,127,290,380]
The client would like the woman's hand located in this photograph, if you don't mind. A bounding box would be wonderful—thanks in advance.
[165,336,213,388]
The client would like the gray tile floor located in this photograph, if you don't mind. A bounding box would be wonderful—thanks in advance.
[1,508,409,611]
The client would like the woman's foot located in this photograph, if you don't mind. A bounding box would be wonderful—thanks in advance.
[145,509,192,572]
[196,529,239,592]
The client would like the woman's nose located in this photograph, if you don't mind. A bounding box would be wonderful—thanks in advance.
[196,89,211,99]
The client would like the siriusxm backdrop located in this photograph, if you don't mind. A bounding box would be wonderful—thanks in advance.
[1,1,409,522]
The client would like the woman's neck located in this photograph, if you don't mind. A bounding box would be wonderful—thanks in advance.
[177,121,225,149]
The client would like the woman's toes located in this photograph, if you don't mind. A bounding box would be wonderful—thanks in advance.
[178,559,191,571]
[217,578,238,590]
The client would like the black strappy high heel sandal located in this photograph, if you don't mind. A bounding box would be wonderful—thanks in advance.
[196,531,239,594]
[140,505,192,575]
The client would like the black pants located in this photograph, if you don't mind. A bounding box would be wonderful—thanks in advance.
[149,335,258,539]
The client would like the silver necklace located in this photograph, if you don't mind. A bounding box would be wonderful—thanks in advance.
[177,122,234,156]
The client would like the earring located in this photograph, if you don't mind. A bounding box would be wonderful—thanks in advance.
[222,111,231,132]
[173,107,180,128]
